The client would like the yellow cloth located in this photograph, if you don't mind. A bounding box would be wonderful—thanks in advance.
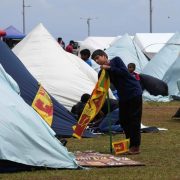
[73,69,110,139]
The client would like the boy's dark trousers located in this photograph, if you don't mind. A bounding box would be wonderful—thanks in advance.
[119,95,142,148]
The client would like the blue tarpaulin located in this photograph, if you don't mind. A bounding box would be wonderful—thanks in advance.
[4,25,25,39]
[0,64,78,171]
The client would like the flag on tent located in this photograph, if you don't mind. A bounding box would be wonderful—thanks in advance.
[32,85,53,126]
[0,64,78,171]
[0,40,93,137]
[112,139,129,155]
[73,69,110,139]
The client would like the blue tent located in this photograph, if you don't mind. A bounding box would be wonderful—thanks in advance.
[0,64,78,172]
[3,25,25,39]
[105,34,149,73]
[0,40,92,138]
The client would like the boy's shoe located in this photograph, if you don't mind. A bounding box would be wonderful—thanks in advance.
[128,146,140,155]
[121,146,140,155]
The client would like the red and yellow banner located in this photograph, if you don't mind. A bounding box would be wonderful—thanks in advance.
[32,85,53,126]
[73,69,110,139]
[112,139,129,155]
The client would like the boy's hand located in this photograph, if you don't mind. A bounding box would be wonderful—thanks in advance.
[101,65,110,70]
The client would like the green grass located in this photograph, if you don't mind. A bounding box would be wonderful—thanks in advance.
[1,101,180,180]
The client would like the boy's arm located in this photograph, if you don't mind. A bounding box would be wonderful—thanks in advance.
[109,65,128,77]
[106,57,129,77]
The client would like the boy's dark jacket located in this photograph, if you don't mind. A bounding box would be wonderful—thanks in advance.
[99,57,142,101]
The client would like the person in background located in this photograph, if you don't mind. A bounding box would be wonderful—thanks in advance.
[91,49,143,155]
[80,48,100,72]
[65,40,74,53]
[71,93,90,120]
[127,63,145,91]
[57,37,65,49]
[80,49,92,66]
[71,93,119,130]
[127,63,140,81]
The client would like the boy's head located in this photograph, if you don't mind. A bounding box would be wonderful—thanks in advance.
[80,49,91,61]
[128,63,136,73]
[91,49,108,65]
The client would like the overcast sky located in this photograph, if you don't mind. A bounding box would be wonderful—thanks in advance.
[0,0,180,43]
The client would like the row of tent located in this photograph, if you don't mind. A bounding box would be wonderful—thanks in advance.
[2,23,179,126]
[104,32,180,101]
[0,23,179,171]
[11,23,180,103]
[0,24,100,171]
[0,24,119,171]
[79,33,174,59]
[79,31,180,100]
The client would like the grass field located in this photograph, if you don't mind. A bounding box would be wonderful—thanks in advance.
[1,101,180,180]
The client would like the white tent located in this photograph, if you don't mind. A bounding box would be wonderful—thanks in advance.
[105,34,149,73]
[79,36,117,55]
[141,32,180,100]
[134,33,174,59]
[142,32,180,80]
[13,23,114,110]
[0,64,78,169]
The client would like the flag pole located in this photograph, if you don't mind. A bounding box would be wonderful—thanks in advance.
[107,92,112,153]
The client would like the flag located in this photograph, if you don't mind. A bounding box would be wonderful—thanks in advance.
[32,85,53,126]
[73,69,110,139]
[112,139,130,155]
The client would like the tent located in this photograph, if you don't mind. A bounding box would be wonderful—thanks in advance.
[162,54,180,95]
[0,64,78,172]
[3,25,26,49]
[105,34,149,73]
[134,33,174,59]
[141,32,180,99]
[79,36,117,55]
[13,23,114,111]
[0,40,92,138]
[3,25,25,39]
[142,32,180,80]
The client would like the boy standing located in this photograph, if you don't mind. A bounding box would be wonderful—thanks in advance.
[91,50,143,154]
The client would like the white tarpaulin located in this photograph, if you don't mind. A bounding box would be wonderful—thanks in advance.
[142,32,180,80]
[79,36,117,55]
[134,33,174,59]
[13,23,114,110]
[141,32,180,100]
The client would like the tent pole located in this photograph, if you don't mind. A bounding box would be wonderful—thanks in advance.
[107,92,112,154]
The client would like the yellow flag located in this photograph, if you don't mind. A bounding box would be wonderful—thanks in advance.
[32,85,53,126]
[112,139,130,155]
[73,69,110,139]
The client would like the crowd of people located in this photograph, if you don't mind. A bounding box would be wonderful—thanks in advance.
[57,37,79,55]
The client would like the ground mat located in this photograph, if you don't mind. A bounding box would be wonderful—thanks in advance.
[75,151,144,167]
